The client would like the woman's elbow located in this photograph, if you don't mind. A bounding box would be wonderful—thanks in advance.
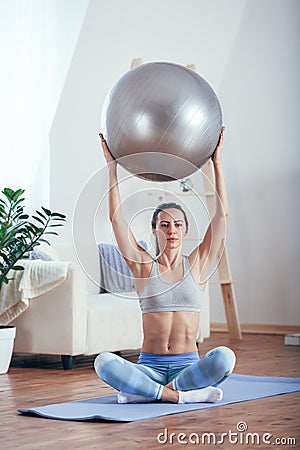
[221,204,229,219]
[215,209,228,220]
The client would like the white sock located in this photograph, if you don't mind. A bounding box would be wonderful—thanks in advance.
[178,386,223,404]
[117,391,155,404]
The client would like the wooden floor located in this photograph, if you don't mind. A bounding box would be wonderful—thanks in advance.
[1,333,299,449]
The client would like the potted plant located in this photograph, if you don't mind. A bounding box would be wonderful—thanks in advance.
[0,187,66,373]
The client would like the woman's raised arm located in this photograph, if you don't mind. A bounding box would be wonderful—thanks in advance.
[99,134,149,271]
[189,126,228,282]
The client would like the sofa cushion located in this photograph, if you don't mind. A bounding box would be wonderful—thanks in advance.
[98,241,147,293]
[86,292,143,354]
[29,250,54,261]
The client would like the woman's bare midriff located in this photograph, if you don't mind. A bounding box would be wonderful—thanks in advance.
[141,311,200,354]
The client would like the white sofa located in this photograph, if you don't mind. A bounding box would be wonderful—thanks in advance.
[11,244,210,369]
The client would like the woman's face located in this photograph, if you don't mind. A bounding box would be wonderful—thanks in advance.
[153,208,187,252]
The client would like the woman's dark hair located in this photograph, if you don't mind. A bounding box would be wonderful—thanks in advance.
[151,202,189,231]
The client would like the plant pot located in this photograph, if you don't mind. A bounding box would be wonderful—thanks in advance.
[0,326,16,374]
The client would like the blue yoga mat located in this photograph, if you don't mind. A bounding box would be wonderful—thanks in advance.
[18,374,300,422]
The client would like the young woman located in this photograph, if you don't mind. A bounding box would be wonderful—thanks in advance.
[94,127,236,404]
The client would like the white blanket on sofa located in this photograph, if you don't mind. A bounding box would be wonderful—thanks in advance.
[0,260,70,325]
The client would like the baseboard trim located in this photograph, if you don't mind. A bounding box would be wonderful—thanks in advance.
[211,322,300,335]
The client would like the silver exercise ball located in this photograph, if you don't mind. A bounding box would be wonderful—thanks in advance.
[101,62,222,181]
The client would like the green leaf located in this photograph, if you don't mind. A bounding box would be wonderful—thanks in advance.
[0,252,10,263]
[12,189,25,201]
[32,215,46,225]
[11,210,26,221]
[13,197,25,208]
[3,187,15,200]
[12,265,24,271]
[0,198,8,206]
[38,238,50,245]
[26,223,43,234]
[41,206,51,216]
[11,204,24,214]
[18,214,29,220]
[36,210,47,220]
[2,222,26,243]
[51,212,66,219]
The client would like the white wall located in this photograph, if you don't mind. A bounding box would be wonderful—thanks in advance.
[0,0,89,211]
[50,0,300,326]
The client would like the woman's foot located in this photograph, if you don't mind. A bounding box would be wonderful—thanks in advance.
[117,392,155,404]
[178,386,223,403]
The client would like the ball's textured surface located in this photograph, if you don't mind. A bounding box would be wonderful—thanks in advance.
[102,62,222,181]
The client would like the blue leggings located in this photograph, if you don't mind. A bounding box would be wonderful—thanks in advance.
[94,346,236,400]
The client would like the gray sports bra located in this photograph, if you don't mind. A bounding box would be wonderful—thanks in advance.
[138,256,204,314]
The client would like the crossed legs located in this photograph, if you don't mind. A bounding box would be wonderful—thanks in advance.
[94,346,236,404]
